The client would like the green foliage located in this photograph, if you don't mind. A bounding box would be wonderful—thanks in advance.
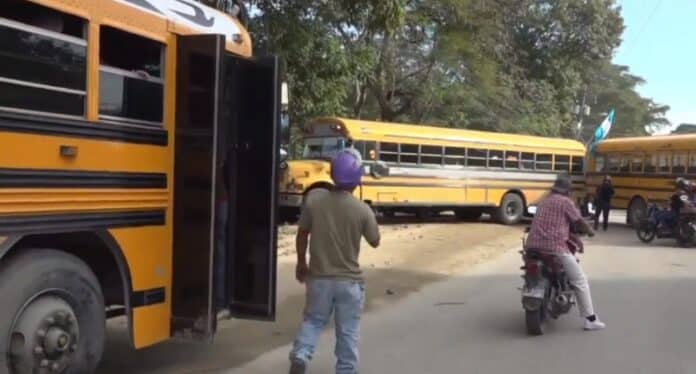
[206,0,670,146]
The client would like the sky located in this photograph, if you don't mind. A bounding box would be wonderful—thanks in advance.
[613,0,696,133]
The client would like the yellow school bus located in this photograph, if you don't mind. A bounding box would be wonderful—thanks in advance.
[279,118,586,224]
[0,0,279,371]
[586,134,696,225]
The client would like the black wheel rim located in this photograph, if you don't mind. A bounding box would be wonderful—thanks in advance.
[506,201,520,218]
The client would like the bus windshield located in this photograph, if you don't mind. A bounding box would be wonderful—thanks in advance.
[302,137,347,159]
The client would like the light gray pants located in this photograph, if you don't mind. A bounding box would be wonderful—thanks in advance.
[558,253,595,318]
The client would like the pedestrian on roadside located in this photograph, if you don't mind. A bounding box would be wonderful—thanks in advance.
[289,149,381,374]
[594,175,614,231]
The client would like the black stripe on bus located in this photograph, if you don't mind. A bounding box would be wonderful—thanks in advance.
[0,112,168,146]
[586,184,673,193]
[586,172,693,180]
[0,210,165,234]
[0,168,167,189]
[361,181,582,191]
[131,287,166,308]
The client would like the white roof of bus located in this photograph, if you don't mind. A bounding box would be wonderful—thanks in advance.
[115,0,244,45]
[310,117,586,153]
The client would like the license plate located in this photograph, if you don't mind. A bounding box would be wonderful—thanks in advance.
[522,287,545,298]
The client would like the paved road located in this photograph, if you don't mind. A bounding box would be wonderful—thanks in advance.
[227,225,696,374]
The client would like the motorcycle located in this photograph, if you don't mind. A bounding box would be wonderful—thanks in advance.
[519,227,588,335]
[637,203,696,247]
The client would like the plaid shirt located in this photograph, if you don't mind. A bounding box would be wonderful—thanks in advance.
[526,193,582,254]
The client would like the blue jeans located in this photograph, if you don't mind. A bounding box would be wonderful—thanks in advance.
[656,209,676,229]
[290,279,366,374]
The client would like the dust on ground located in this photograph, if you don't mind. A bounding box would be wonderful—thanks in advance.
[99,219,522,374]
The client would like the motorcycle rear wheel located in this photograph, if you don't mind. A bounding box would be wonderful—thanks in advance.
[636,220,656,243]
[676,220,696,248]
[525,309,545,336]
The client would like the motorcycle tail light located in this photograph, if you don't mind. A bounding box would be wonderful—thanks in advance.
[524,260,542,278]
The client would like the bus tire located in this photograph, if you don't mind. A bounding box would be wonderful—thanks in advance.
[0,249,105,374]
[628,198,647,228]
[495,193,525,225]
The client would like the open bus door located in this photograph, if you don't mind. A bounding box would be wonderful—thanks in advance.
[172,34,279,340]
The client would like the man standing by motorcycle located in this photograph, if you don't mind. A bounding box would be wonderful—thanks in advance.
[593,175,615,231]
[526,175,606,331]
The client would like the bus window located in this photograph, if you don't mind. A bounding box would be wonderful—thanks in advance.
[379,142,398,163]
[619,156,630,173]
[0,4,87,117]
[535,154,553,171]
[303,137,345,159]
[352,141,366,156]
[554,155,570,171]
[421,145,443,165]
[689,153,696,175]
[644,154,657,173]
[488,150,504,168]
[365,142,377,161]
[521,152,535,169]
[657,153,670,173]
[99,26,164,126]
[444,147,466,167]
[631,154,644,173]
[607,155,620,172]
[593,155,605,172]
[400,144,419,164]
[673,153,687,174]
[467,148,487,167]
[571,157,584,173]
[505,151,520,169]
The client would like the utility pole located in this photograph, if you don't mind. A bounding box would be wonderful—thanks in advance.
[574,87,591,142]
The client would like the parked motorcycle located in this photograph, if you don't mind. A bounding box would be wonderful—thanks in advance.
[637,203,696,247]
[519,227,589,335]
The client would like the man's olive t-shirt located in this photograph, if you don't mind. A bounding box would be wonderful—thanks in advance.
[298,189,380,281]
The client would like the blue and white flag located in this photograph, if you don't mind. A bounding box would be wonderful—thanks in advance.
[589,109,615,153]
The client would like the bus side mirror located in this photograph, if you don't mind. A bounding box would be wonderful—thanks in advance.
[369,161,389,179]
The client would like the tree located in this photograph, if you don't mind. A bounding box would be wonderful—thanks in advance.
[580,63,670,140]
[206,0,669,146]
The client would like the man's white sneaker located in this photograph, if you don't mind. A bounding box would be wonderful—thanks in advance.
[584,318,606,331]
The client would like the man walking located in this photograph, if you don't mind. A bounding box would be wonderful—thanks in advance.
[594,175,615,231]
[289,149,380,374]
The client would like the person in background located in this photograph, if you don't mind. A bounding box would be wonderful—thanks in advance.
[289,149,380,374]
[594,175,614,231]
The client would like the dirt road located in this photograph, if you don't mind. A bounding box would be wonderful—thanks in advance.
[98,218,523,373]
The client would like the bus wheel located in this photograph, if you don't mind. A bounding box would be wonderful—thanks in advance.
[0,249,105,374]
[628,198,647,228]
[495,193,524,225]
[455,209,482,221]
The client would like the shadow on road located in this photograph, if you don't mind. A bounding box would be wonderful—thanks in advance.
[98,265,448,374]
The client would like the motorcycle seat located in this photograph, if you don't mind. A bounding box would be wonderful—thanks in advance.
[524,249,564,273]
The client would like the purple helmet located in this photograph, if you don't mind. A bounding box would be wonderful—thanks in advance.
[331,149,363,190]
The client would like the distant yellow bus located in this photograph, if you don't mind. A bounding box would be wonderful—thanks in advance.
[586,134,696,225]
[279,118,586,224]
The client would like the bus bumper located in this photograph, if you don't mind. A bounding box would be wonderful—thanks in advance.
[279,193,303,207]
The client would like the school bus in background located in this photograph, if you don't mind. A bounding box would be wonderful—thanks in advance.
[586,134,696,226]
[279,118,586,225]
[0,0,280,372]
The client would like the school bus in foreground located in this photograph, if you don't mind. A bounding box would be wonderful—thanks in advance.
[586,134,696,225]
[279,118,586,224]
[0,0,280,372]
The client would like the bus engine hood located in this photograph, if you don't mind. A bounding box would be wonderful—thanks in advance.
[281,160,332,193]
